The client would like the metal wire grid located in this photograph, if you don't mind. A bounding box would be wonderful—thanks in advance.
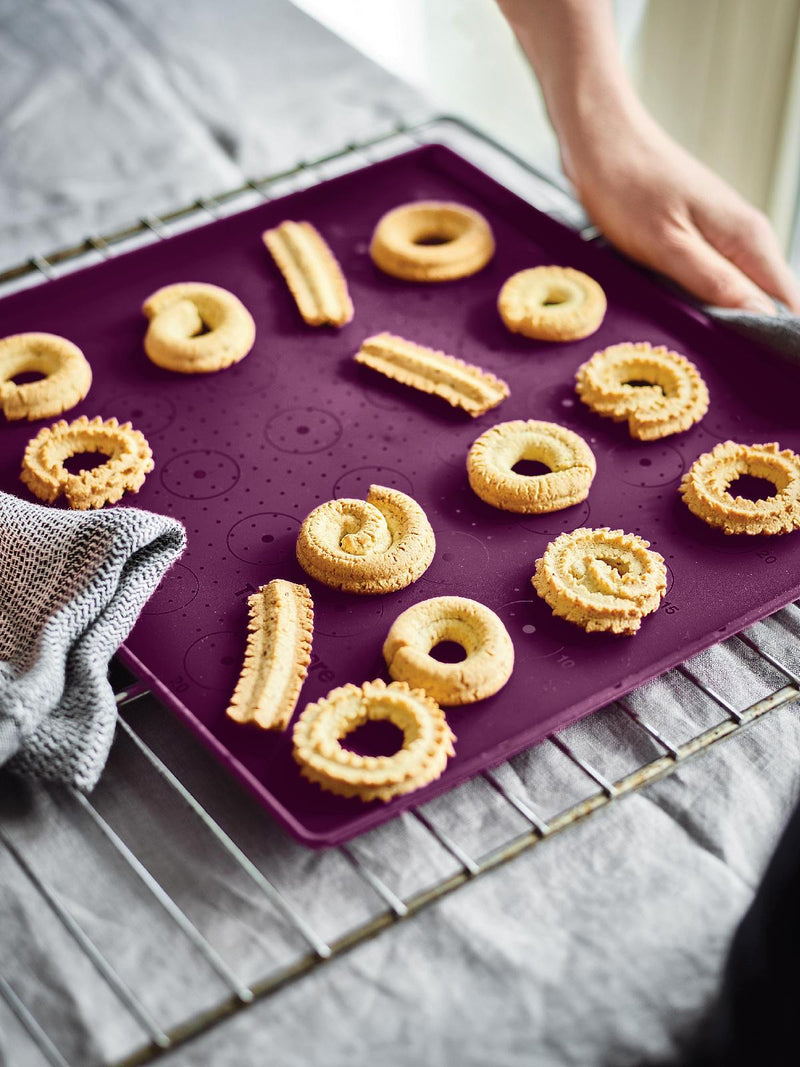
[1,117,799,1067]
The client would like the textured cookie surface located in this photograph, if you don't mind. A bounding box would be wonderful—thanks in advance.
[226,580,314,731]
[383,596,514,706]
[467,419,596,514]
[498,266,607,341]
[263,220,353,327]
[355,332,509,417]
[142,282,255,373]
[370,200,494,282]
[576,341,709,440]
[532,527,667,635]
[296,484,435,594]
[20,415,154,509]
[680,441,800,535]
[293,678,455,802]
[0,332,92,421]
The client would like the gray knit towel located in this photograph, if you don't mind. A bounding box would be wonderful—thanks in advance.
[0,492,186,791]
[709,306,800,367]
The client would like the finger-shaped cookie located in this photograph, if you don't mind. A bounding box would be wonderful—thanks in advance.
[575,341,709,440]
[383,596,514,705]
[532,527,667,635]
[0,332,92,421]
[226,580,314,731]
[355,332,509,417]
[20,415,154,509]
[296,484,435,594]
[680,441,800,535]
[263,220,353,327]
[467,419,596,513]
[143,282,255,373]
[293,678,455,802]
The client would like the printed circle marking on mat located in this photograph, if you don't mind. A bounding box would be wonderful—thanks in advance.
[160,450,240,499]
[265,407,342,454]
[227,512,300,566]
[610,442,686,488]
[496,600,565,659]
[333,466,413,499]
[142,563,199,615]
[435,421,495,470]
[103,393,177,437]
[184,631,239,690]
[420,529,490,585]
[313,594,385,638]
[518,499,591,535]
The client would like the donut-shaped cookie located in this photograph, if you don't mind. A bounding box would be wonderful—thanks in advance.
[293,678,455,802]
[296,484,435,594]
[467,420,596,514]
[0,332,91,421]
[680,441,800,535]
[532,527,667,635]
[142,282,256,373]
[20,415,154,509]
[498,266,607,341]
[263,220,353,327]
[383,596,514,706]
[226,580,314,731]
[370,201,494,282]
[576,341,709,440]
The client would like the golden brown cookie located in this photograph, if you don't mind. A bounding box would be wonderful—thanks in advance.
[383,596,514,705]
[293,678,455,802]
[263,220,354,327]
[680,441,800,535]
[0,332,92,421]
[498,266,607,341]
[142,282,255,373]
[532,527,667,635]
[296,484,435,594]
[20,415,154,509]
[226,580,314,731]
[575,341,709,440]
[467,420,596,514]
[355,332,509,417]
[370,201,494,282]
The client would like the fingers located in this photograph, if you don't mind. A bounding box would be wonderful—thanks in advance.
[694,205,800,314]
[648,219,778,314]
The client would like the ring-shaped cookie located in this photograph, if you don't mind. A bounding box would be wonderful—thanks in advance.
[370,201,495,282]
[498,266,607,341]
[680,441,800,535]
[532,527,667,635]
[467,420,596,514]
[0,332,92,421]
[296,484,435,594]
[293,679,455,802]
[575,341,709,440]
[20,415,154,509]
[143,282,256,373]
[383,596,514,706]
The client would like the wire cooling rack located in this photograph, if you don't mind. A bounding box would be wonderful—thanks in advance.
[1,117,799,1067]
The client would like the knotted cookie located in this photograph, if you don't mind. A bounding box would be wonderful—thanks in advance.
[293,678,455,802]
[0,332,92,421]
[532,527,667,635]
[296,484,435,594]
[226,580,314,731]
[142,282,256,373]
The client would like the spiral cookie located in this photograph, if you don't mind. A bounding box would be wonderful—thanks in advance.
[532,527,667,635]
[226,580,314,731]
[370,201,494,282]
[680,441,800,535]
[263,220,353,327]
[296,484,435,594]
[498,266,607,341]
[0,332,92,421]
[467,420,596,514]
[20,415,154,509]
[355,332,509,417]
[293,679,455,802]
[383,596,514,706]
[142,282,256,373]
[575,342,709,440]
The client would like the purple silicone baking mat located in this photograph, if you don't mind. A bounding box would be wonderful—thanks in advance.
[2,145,799,847]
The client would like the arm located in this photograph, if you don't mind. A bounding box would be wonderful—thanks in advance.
[497,0,800,313]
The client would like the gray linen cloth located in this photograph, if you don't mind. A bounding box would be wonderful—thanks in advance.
[0,492,185,790]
